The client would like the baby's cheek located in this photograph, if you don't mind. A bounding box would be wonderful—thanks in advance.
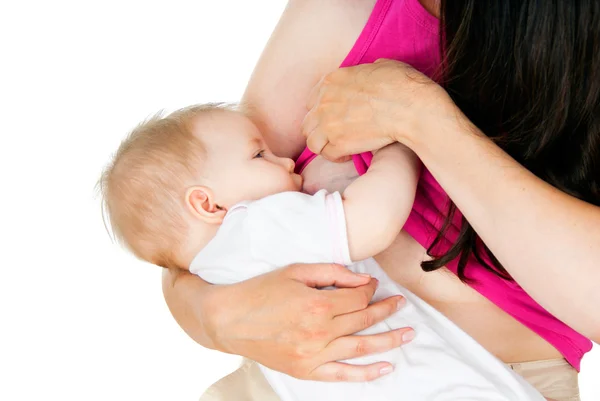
[301,156,359,195]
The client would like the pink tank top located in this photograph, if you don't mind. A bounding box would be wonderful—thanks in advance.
[296,0,592,370]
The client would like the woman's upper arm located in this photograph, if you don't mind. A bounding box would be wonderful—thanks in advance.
[242,0,375,159]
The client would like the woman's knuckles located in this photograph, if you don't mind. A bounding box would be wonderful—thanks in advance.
[293,324,327,344]
[322,69,347,87]
[357,288,372,309]
[333,369,349,382]
[317,87,338,105]
[290,341,324,360]
[361,310,376,330]
[305,295,334,316]
[285,362,311,379]
[353,338,369,356]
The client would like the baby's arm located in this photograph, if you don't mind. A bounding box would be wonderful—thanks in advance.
[342,144,420,261]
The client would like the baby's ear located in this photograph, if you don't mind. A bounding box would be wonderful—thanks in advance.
[185,186,226,224]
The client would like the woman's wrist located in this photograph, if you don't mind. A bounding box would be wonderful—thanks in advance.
[395,93,476,154]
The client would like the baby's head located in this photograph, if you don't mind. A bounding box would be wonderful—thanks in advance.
[99,104,302,269]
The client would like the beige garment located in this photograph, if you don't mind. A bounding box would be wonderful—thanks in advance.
[199,359,280,401]
[507,358,580,401]
[200,357,580,401]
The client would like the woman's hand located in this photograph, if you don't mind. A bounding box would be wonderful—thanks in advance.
[301,59,453,160]
[206,263,413,382]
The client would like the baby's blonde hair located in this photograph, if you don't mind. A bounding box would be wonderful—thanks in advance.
[98,103,230,268]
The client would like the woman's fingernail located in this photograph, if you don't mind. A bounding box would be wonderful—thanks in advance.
[402,330,416,342]
[397,298,406,310]
[380,365,394,375]
[358,273,371,278]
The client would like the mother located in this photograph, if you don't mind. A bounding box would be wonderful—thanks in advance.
[163,1,599,400]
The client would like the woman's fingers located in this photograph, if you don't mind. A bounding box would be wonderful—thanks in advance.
[308,328,414,381]
[307,133,329,156]
[320,142,348,162]
[208,263,412,382]
[302,103,318,137]
[306,361,394,382]
[304,116,329,155]
[333,295,406,335]
[303,75,326,145]
[301,60,449,155]
[306,75,325,111]
[326,283,379,316]
[333,155,352,163]
[323,328,414,363]
[287,263,372,289]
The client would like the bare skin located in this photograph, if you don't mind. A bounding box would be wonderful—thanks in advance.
[162,0,578,387]
[245,0,562,363]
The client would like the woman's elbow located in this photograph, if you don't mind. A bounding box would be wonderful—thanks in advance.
[161,268,217,349]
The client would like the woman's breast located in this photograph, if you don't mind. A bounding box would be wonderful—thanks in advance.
[301,156,562,363]
[301,156,359,195]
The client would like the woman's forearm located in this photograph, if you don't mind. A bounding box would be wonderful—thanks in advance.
[298,59,599,339]
[162,268,218,350]
[408,110,600,342]
[162,264,411,381]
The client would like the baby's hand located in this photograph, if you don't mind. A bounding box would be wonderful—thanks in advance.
[301,155,359,194]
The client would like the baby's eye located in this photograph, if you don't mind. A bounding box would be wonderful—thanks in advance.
[254,150,265,159]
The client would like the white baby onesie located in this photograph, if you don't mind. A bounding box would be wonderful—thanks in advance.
[190,190,544,401]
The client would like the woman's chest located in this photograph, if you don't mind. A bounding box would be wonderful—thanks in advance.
[376,231,561,363]
[301,156,359,195]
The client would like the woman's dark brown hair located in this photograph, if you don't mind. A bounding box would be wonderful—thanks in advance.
[422,0,600,281]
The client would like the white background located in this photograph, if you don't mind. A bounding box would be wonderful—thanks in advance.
[0,1,597,400]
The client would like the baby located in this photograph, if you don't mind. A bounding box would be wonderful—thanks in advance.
[99,104,544,401]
